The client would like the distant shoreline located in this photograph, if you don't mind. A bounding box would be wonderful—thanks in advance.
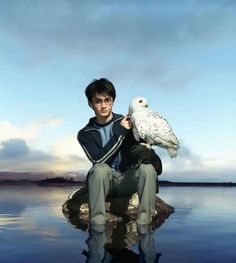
[0,179,235,187]
[158,181,236,187]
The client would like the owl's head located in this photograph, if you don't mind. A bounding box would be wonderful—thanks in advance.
[128,97,149,114]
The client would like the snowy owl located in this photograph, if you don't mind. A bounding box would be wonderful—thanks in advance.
[128,97,180,158]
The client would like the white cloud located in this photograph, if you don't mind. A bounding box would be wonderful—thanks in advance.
[49,134,85,158]
[47,133,91,172]
[0,117,63,142]
[0,118,90,173]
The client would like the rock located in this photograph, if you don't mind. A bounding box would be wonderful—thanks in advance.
[62,186,174,232]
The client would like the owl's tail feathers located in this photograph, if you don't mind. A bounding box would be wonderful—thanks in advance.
[167,147,178,158]
[168,133,180,158]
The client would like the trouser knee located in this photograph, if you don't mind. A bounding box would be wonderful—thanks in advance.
[88,163,111,182]
[137,163,156,178]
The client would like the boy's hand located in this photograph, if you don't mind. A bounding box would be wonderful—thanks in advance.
[121,115,132,130]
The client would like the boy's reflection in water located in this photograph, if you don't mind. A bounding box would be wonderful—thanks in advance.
[83,222,161,263]
[84,224,112,263]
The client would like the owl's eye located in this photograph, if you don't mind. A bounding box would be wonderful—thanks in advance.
[139,100,143,103]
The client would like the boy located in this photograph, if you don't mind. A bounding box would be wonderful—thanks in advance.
[77,78,158,225]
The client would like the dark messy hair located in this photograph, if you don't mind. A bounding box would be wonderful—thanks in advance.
[85,78,116,103]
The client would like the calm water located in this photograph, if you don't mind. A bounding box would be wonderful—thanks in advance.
[0,185,236,263]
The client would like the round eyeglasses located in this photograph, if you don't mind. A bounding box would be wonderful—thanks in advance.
[93,97,113,106]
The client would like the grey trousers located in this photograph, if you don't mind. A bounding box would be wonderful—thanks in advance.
[87,163,157,225]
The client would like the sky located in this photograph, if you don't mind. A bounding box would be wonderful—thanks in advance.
[0,0,235,182]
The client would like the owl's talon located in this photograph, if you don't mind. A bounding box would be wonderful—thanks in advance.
[140,143,152,149]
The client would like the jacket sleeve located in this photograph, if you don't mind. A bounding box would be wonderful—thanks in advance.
[77,122,129,165]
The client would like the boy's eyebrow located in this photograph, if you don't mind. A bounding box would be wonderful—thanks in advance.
[93,95,111,99]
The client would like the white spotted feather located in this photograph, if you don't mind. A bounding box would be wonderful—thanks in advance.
[128,97,180,158]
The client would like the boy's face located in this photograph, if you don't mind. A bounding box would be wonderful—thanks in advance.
[90,93,113,119]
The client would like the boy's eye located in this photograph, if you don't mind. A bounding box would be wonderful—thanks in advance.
[94,97,113,105]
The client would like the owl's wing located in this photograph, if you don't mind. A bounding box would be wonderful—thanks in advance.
[132,124,141,142]
[148,110,179,147]
[132,109,179,148]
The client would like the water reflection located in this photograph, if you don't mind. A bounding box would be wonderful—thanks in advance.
[61,186,175,262]
[62,207,163,262]
[83,223,161,263]
[1,185,235,262]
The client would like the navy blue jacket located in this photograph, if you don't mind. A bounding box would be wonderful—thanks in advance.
[77,113,138,173]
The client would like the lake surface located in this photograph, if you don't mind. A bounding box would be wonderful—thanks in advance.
[0,185,236,263]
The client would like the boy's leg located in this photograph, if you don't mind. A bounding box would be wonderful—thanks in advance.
[87,163,112,225]
[135,163,157,225]
[116,163,157,225]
